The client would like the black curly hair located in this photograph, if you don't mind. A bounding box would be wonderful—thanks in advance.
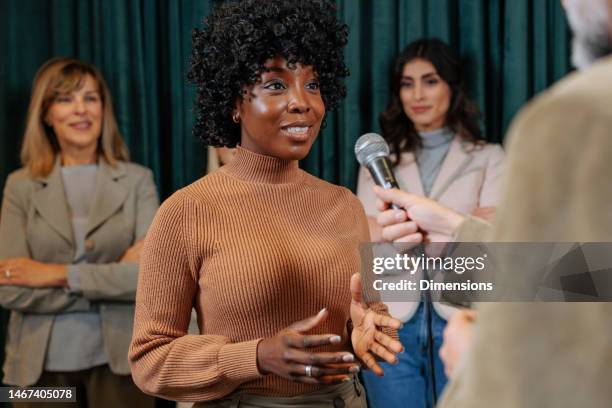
[188,0,349,147]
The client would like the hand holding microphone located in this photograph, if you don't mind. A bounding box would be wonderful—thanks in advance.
[374,186,465,243]
[355,133,465,243]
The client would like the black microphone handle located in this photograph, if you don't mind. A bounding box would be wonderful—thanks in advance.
[366,156,400,210]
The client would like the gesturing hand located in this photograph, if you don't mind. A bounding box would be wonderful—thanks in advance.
[256,308,360,384]
[349,273,404,376]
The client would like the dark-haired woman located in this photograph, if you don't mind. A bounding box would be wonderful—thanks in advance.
[357,38,505,408]
[129,1,402,407]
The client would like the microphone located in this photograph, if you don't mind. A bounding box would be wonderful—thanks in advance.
[354,132,400,209]
[355,132,400,187]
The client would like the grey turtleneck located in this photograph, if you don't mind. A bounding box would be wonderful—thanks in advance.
[45,163,107,371]
[415,127,454,196]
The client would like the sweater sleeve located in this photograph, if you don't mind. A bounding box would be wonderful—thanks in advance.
[128,192,263,402]
[356,166,378,216]
[356,166,384,241]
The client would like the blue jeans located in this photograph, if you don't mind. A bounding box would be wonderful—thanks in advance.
[361,302,448,408]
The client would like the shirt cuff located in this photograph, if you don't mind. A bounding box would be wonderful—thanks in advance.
[453,215,493,242]
[217,338,264,384]
[66,265,83,293]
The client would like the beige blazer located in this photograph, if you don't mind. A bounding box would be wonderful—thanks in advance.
[357,137,505,320]
[438,56,612,408]
[0,158,159,386]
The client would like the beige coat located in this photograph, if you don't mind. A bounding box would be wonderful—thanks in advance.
[439,56,612,407]
[0,158,159,386]
[357,137,505,320]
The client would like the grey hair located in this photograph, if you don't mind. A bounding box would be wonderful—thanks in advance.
[565,0,612,69]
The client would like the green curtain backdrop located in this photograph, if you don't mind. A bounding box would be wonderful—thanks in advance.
[0,0,569,395]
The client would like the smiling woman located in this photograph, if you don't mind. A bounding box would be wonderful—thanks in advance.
[127,1,403,407]
[0,58,159,407]
[20,59,130,177]
[44,74,103,163]
[236,56,326,160]
[357,39,505,408]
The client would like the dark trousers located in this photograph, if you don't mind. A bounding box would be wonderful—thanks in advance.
[11,364,155,408]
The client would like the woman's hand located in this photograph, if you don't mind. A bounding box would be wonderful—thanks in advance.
[120,239,144,263]
[256,308,360,384]
[0,258,67,288]
[349,273,404,376]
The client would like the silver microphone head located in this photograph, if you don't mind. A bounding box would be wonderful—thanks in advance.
[354,133,390,166]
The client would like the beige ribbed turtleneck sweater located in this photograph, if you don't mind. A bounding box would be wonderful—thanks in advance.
[129,147,375,402]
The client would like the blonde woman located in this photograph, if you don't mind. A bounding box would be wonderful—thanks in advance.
[0,58,158,407]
